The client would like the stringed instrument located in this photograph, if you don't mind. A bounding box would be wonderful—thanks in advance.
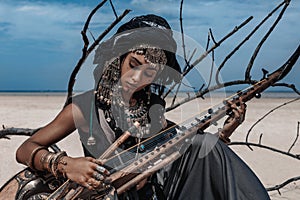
[0,45,299,200]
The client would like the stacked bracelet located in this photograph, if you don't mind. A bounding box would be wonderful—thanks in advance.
[28,146,69,179]
[51,151,67,178]
[27,146,47,171]
[40,151,54,171]
[39,151,68,178]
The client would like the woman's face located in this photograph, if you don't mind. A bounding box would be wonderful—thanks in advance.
[120,52,159,99]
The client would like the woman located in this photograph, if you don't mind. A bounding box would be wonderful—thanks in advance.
[15,14,269,199]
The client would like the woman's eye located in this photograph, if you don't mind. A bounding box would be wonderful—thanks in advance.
[129,62,136,69]
[144,70,156,78]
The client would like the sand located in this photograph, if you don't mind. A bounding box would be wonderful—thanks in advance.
[0,93,299,199]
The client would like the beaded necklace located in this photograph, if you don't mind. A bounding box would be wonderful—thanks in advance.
[88,58,151,146]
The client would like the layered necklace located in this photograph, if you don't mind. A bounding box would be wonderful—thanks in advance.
[89,47,167,146]
[90,57,151,146]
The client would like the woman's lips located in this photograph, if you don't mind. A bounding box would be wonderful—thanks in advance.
[125,82,138,91]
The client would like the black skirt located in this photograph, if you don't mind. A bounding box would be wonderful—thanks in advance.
[162,133,270,200]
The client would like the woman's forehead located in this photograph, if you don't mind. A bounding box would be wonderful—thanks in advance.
[128,52,147,64]
[128,52,162,72]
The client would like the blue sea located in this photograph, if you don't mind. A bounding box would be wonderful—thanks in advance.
[0,90,299,99]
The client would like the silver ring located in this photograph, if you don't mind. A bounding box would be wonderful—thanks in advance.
[96,165,106,173]
[235,117,243,124]
[93,172,104,181]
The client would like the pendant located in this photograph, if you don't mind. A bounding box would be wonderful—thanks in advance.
[87,136,96,146]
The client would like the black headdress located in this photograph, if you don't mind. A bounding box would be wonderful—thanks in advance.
[93,14,182,96]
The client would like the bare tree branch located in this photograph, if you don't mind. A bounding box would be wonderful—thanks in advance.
[288,121,300,153]
[65,2,130,104]
[229,142,300,160]
[245,0,290,82]
[163,16,253,99]
[0,127,38,139]
[272,83,300,95]
[246,98,300,143]
[182,16,253,78]
[266,176,300,192]
[216,1,286,85]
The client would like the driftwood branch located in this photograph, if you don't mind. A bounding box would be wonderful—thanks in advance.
[65,0,130,105]
[216,1,286,85]
[163,16,253,99]
[229,96,300,192]
[0,127,37,139]
[245,0,289,82]
[166,0,294,113]
[272,83,300,95]
[0,126,60,152]
[288,121,299,153]
[266,176,300,192]
[246,97,300,144]
[229,142,300,160]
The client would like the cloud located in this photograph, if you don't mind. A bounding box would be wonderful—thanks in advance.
[0,1,117,51]
[0,0,299,91]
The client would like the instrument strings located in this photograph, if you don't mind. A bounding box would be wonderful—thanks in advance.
[104,81,262,171]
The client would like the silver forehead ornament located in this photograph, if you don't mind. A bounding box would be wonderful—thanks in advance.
[133,47,167,71]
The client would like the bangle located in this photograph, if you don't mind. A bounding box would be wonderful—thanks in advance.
[27,146,47,171]
[50,151,67,178]
[40,151,53,171]
[58,156,68,178]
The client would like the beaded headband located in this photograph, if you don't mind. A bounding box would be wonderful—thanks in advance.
[131,45,167,72]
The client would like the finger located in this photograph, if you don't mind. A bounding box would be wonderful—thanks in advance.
[96,165,110,175]
[96,182,109,190]
[85,181,94,190]
[95,159,105,166]
[86,157,98,163]
[231,108,240,119]
[230,109,243,124]
[232,104,245,117]
[103,177,112,184]
[227,101,242,115]
[239,97,247,111]
[89,178,102,189]
[229,101,238,110]
[93,171,105,181]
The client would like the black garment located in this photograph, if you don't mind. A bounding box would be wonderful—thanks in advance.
[163,133,270,200]
[72,91,270,200]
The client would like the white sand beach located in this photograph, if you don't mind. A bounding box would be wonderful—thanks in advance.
[0,93,299,199]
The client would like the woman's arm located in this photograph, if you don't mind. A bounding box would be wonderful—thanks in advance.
[16,103,79,168]
[15,103,110,190]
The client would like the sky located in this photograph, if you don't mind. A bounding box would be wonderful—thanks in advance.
[0,0,299,92]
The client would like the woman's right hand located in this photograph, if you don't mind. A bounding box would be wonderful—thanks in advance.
[59,156,110,190]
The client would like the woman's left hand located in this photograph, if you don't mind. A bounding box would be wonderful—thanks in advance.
[218,97,247,143]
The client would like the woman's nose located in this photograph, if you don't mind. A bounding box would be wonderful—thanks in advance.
[131,69,143,83]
